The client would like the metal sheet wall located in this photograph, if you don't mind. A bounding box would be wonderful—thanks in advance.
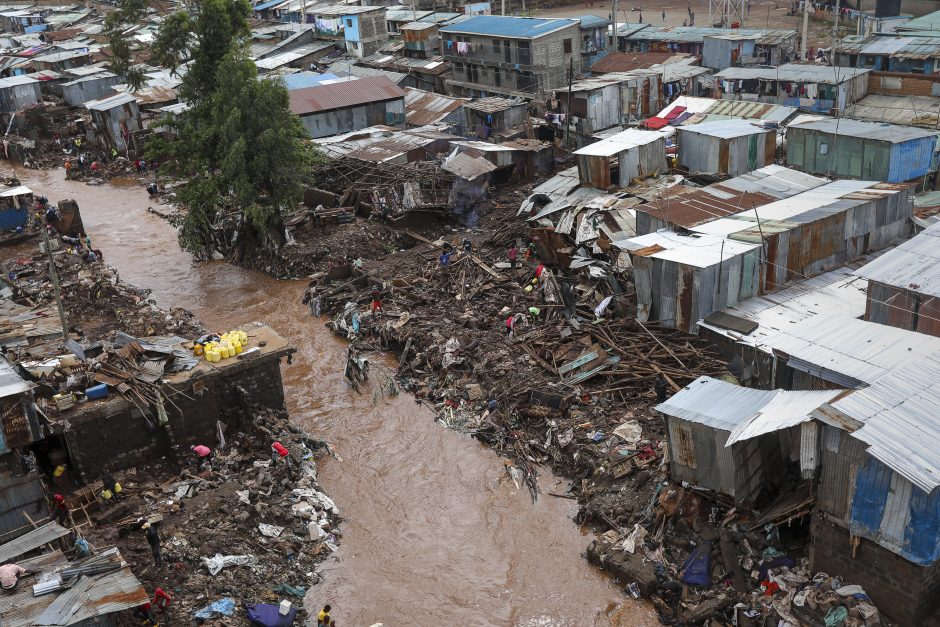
[666,417,736,497]
[0,471,49,543]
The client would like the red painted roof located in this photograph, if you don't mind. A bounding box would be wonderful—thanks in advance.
[288,76,406,116]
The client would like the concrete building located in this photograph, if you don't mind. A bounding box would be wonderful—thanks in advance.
[440,15,581,98]
[622,25,797,66]
[677,119,776,177]
[288,75,406,138]
[786,118,938,183]
[854,222,940,337]
[576,14,610,68]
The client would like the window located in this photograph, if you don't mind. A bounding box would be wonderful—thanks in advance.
[346,18,353,27]
[494,66,501,87]
[492,38,500,54]
[517,40,530,65]
[563,38,572,54]
[504,40,511,63]
[466,64,473,81]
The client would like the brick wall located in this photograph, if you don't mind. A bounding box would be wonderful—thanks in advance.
[810,515,940,626]
[62,353,290,480]
[868,71,940,97]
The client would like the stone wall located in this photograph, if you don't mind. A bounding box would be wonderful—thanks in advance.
[61,352,291,481]
[810,514,940,626]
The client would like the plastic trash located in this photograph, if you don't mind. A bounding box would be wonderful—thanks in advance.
[246,602,297,626]
[258,523,284,537]
[272,583,306,597]
[193,597,236,619]
[201,554,258,576]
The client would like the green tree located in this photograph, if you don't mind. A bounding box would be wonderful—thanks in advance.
[105,0,150,90]
[151,11,192,76]
[152,52,322,256]
[178,0,251,103]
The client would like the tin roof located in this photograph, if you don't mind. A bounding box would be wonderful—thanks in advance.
[404,87,465,125]
[625,24,796,45]
[698,260,872,346]
[898,8,940,32]
[677,118,773,139]
[819,361,940,493]
[0,74,37,88]
[726,387,846,445]
[623,230,761,269]
[590,51,692,73]
[845,94,940,128]
[288,75,405,115]
[759,313,940,388]
[462,95,524,112]
[0,355,31,397]
[85,92,136,111]
[787,117,938,143]
[715,63,870,84]
[837,34,940,59]
[655,376,778,431]
[442,149,496,178]
[576,14,611,29]
[0,522,70,563]
[440,15,577,38]
[574,128,665,157]
[854,222,940,298]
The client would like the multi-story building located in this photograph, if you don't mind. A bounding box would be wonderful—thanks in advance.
[440,16,581,98]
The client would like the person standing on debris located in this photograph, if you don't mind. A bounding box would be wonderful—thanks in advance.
[152,586,172,621]
[272,441,290,467]
[101,474,122,501]
[654,373,668,403]
[370,285,383,315]
[143,522,162,567]
[64,158,72,180]
[0,562,26,591]
[191,444,212,471]
[507,245,518,269]
[439,249,451,268]
[317,604,332,626]
[462,237,473,253]
[52,493,69,526]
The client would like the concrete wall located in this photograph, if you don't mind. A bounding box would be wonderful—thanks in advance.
[61,353,290,480]
[811,515,940,627]
[299,98,405,138]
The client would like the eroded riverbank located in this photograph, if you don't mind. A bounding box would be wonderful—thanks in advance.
[10,166,655,626]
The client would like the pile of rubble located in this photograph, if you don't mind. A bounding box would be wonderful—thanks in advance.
[84,408,339,624]
[1,236,201,340]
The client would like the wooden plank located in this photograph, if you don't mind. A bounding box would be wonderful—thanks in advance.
[558,351,599,376]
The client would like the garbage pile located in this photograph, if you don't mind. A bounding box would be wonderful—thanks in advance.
[302,204,728,501]
[1,234,201,340]
[83,408,339,625]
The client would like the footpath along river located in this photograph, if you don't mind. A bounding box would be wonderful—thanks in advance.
[12,167,656,627]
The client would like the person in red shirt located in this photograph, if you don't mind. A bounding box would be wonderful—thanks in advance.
[52,494,68,526]
[191,445,212,471]
[271,441,290,468]
[370,285,383,315]
[152,587,172,621]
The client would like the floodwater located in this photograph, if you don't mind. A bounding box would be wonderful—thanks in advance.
[11,168,656,627]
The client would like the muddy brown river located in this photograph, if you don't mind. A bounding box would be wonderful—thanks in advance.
[12,168,656,627]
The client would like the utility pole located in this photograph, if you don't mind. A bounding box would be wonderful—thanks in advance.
[565,57,573,149]
[501,0,505,15]
[801,0,809,61]
[42,226,68,342]
[611,0,618,50]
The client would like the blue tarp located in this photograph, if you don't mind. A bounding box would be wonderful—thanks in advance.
[680,541,711,587]
[194,598,237,620]
[0,207,27,231]
[246,603,297,626]
[252,0,284,11]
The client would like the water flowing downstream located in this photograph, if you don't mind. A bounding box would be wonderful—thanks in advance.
[11,167,656,626]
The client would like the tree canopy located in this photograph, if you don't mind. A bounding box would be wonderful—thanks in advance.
[147,0,322,257]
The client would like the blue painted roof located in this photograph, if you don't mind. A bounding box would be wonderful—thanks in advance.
[440,15,576,38]
[252,0,282,11]
[282,72,340,90]
[576,14,611,29]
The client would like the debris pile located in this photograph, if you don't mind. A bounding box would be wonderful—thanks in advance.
[82,408,338,624]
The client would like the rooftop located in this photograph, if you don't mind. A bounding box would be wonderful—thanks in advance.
[404,87,465,125]
[288,75,405,115]
[853,222,940,297]
[845,94,940,129]
[677,118,774,139]
[576,14,611,29]
[622,230,761,269]
[440,15,577,38]
[590,51,693,73]
[624,24,796,45]
[573,128,665,157]
[714,63,870,84]
[898,8,940,32]
[787,117,938,143]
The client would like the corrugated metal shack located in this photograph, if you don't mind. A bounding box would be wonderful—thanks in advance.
[696,262,872,387]
[677,119,775,176]
[573,128,668,189]
[288,76,407,139]
[702,33,756,70]
[0,74,40,113]
[633,164,828,235]
[559,70,662,135]
[60,72,121,107]
[786,118,938,183]
[85,93,141,152]
[461,96,527,138]
[713,64,870,112]
[622,26,797,66]
[656,376,843,504]
[403,87,466,127]
[623,230,762,333]
[854,221,940,336]
[690,180,912,293]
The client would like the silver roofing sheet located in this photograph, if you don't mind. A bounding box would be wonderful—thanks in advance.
[726,388,845,446]
[624,230,760,268]
[625,25,796,45]
[0,522,69,563]
[845,94,940,128]
[574,128,665,156]
[33,566,148,626]
[788,117,938,143]
[716,164,828,198]
[697,260,871,345]
[677,118,773,139]
[714,63,870,84]
[758,313,940,385]
[821,362,940,492]
[0,356,30,397]
[654,375,778,431]
[690,179,886,236]
[853,222,940,297]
